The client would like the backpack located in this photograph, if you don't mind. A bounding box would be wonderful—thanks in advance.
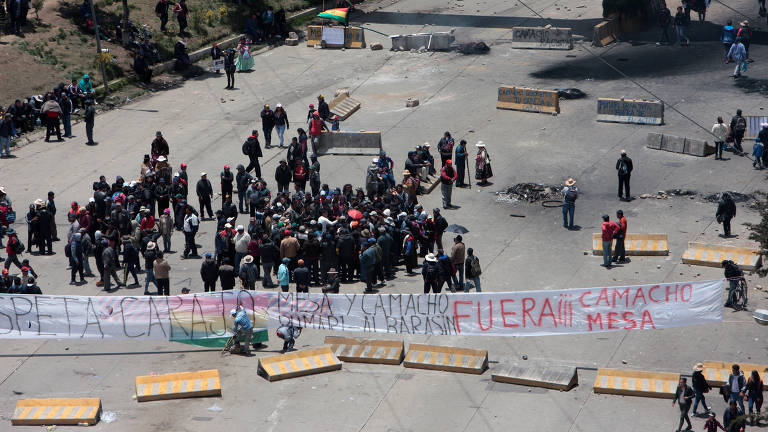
[565,186,578,203]
[618,160,629,176]
[469,256,481,277]
[735,116,747,132]
[242,141,250,155]
[11,238,25,255]
[65,242,72,258]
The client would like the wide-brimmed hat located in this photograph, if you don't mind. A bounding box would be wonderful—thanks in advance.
[565,178,576,186]
[693,362,704,372]
[741,20,749,26]
[243,255,254,263]
[476,141,485,147]
[425,253,437,262]
[146,241,156,250]
[402,169,411,176]
[327,267,338,274]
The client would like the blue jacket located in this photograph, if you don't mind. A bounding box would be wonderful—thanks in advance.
[277,263,290,285]
[359,247,376,281]
[721,25,735,43]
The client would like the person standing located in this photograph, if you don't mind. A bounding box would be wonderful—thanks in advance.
[0,113,12,158]
[84,100,96,145]
[440,159,457,209]
[745,370,763,426]
[233,225,250,274]
[101,241,123,291]
[275,160,292,193]
[717,192,737,237]
[308,111,327,155]
[182,206,199,258]
[454,139,467,187]
[612,210,627,264]
[239,255,258,289]
[561,178,578,229]
[293,259,310,293]
[475,142,492,185]
[210,42,222,73]
[274,104,289,148]
[143,241,158,295]
[723,401,745,432]
[68,233,85,285]
[437,131,454,167]
[730,109,747,154]
[41,94,63,142]
[235,165,253,215]
[673,377,694,432]
[200,252,218,292]
[600,214,619,268]
[674,6,690,45]
[155,0,169,32]
[59,90,73,139]
[728,38,747,78]
[277,257,290,292]
[721,20,736,61]
[218,258,235,290]
[464,247,482,292]
[759,123,768,168]
[712,116,728,160]
[317,95,330,120]
[359,241,377,293]
[692,362,712,416]
[421,253,439,293]
[260,104,276,149]
[196,173,214,219]
[3,229,24,272]
[728,364,746,413]
[241,130,263,177]
[153,252,171,295]
[173,0,188,37]
[616,150,633,201]
[657,6,672,45]
[220,165,234,207]
[450,235,465,289]
[223,48,236,89]
[753,137,764,169]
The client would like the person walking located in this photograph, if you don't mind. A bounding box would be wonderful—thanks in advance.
[68,233,86,285]
[454,139,467,187]
[200,252,218,292]
[737,20,752,59]
[753,137,764,169]
[84,100,96,145]
[721,20,736,61]
[223,48,236,89]
[41,94,63,142]
[616,150,633,201]
[716,192,737,237]
[561,178,578,229]
[3,229,24,272]
[673,377,694,432]
[182,206,200,258]
[241,130,263,176]
[464,247,482,292]
[729,109,747,154]
[728,364,747,413]
[196,173,214,219]
[475,142,492,185]
[143,241,159,295]
[746,370,763,426]
[260,104,276,149]
[712,116,728,160]
[421,253,439,293]
[692,362,712,416]
[153,252,171,295]
[611,210,627,264]
[450,235,465,289]
[101,241,123,291]
[657,6,672,45]
[704,412,726,432]
[674,6,690,45]
[728,38,747,78]
[600,214,619,268]
[158,208,173,252]
[274,104,289,148]
[440,159,457,209]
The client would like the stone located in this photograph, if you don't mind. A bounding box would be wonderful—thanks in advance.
[370,42,383,50]
[285,38,299,46]
[288,32,298,39]
[406,98,419,107]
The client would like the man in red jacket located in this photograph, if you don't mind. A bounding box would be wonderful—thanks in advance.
[440,159,458,209]
[612,210,628,264]
[601,214,619,268]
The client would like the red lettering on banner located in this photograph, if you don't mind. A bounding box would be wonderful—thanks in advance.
[595,289,611,307]
[622,312,637,329]
[665,285,679,303]
[477,300,493,331]
[587,313,603,331]
[607,312,619,329]
[612,288,630,308]
[453,301,473,334]
[500,299,519,328]
[649,285,662,303]
[522,298,536,327]
[632,287,647,306]
[680,284,692,302]
[579,291,592,308]
[538,298,557,328]
[640,310,656,329]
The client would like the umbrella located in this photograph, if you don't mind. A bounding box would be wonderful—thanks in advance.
[445,224,469,234]
[317,8,348,24]
[347,209,363,220]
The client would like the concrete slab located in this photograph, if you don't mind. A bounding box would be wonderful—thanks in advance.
[135,369,222,402]
[510,26,573,50]
[11,398,101,426]
[491,364,578,391]
[325,336,405,364]
[682,242,761,271]
[258,347,343,381]
[646,132,663,149]
[660,134,686,153]
[593,368,679,398]
[403,344,488,374]
[592,233,669,256]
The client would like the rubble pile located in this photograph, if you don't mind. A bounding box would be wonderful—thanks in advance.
[497,183,563,204]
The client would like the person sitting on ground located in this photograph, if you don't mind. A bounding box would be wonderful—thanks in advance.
[174,40,190,71]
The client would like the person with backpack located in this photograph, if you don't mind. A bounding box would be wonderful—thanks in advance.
[721,20,736,62]
[464,247,482,292]
[730,109,747,154]
[3,228,24,271]
[692,362,712,416]
[437,131,455,167]
[421,253,439,293]
[728,39,747,79]
[561,178,578,229]
[615,150,633,201]
[674,6,690,45]
[657,6,672,45]
[737,20,752,59]
[242,130,263,177]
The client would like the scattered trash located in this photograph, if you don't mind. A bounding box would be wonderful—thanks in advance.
[44,426,56,431]
[521,354,528,360]
[497,183,563,204]
[12,390,23,395]
[207,404,223,412]
[100,411,117,424]
[621,360,627,364]
[456,41,490,54]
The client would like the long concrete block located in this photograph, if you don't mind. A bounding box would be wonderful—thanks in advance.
[596,98,663,125]
[325,336,404,365]
[135,369,221,402]
[329,94,361,121]
[684,137,715,157]
[497,86,560,114]
[258,347,342,381]
[403,344,488,374]
[12,398,102,426]
[316,131,382,155]
[390,31,454,51]
[646,132,663,149]
[701,361,768,387]
[492,364,578,391]
[510,26,573,50]
[594,368,679,398]
[682,242,762,271]
[592,233,669,256]
[660,134,685,153]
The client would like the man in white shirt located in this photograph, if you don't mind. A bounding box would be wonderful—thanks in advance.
[711,116,729,160]
[182,206,200,258]
[233,225,250,273]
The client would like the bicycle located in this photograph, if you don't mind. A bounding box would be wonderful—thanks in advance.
[727,276,749,311]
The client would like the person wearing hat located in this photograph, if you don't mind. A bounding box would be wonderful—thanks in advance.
[308,110,328,154]
[220,165,234,208]
[274,104,290,148]
[238,255,258,289]
[421,253,439,293]
[277,257,291,292]
[600,215,619,268]
[141,241,159,295]
[151,131,169,166]
[561,178,578,229]
[275,159,292,193]
[691,362,712,416]
[223,47,237,89]
[474,142,492,185]
[230,305,252,355]
[616,150,633,201]
[317,94,330,120]
[196,173,214,219]
[440,159,458,209]
[233,225,250,274]
[703,411,725,432]
[3,228,24,272]
[260,104,276,149]
[322,267,340,293]
[330,114,340,131]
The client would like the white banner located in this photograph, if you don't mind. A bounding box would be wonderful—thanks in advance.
[0,280,723,342]
[269,280,724,336]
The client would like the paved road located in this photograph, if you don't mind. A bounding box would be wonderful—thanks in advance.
[1,0,767,430]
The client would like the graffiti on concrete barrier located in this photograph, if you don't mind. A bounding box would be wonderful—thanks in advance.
[511,27,573,49]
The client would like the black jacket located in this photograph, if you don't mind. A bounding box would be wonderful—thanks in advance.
[259,241,279,264]
[218,264,236,289]
[275,165,292,185]
[242,136,263,159]
[196,179,213,197]
[293,266,310,286]
[200,258,219,282]
[716,196,736,220]
[616,155,633,176]
[261,109,276,129]
[318,100,330,120]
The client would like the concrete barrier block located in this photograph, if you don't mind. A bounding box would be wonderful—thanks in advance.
[682,242,762,271]
[497,86,560,114]
[660,134,685,153]
[404,344,488,374]
[325,336,404,365]
[684,137,715,157]
[12,398,102,426]
[285,38,299,46]
[701,361,768,387]
[258,347,342,381]
[492,364,578,391]
[594,368,679,398]
[596,98,663,125]
[135,369,222,402]
[510,26,573,50]
[646,132,663,149]
[592,233,669,256]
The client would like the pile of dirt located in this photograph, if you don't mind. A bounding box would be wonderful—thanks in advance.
[496,183,563,204]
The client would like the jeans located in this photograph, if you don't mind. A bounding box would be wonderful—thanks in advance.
[144,268,157,293]
[602,240,612,267]
[0,136,10,157]
[441,183,453,207]
[716,141,724,159]
[237,191,248,213]
[748,394,762,415]
[677,406,692,431]
[562,202,575,228]
[675,25,689,44]
[726,278,738,305]
[723,217,732,237]
[451,264,464,288]
[730,392,745,413]
[123,262,139,285]
[692,388,707,413]
[276,124,286,147]
[162,234,171,252]
[234,251,245,274]
[262,262,274,287]
[82,255,93,275]
[465,276,482,292]
[62,113,72,137]
[423,279,438,293]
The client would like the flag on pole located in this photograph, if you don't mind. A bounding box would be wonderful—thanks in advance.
[317,7,348,24]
